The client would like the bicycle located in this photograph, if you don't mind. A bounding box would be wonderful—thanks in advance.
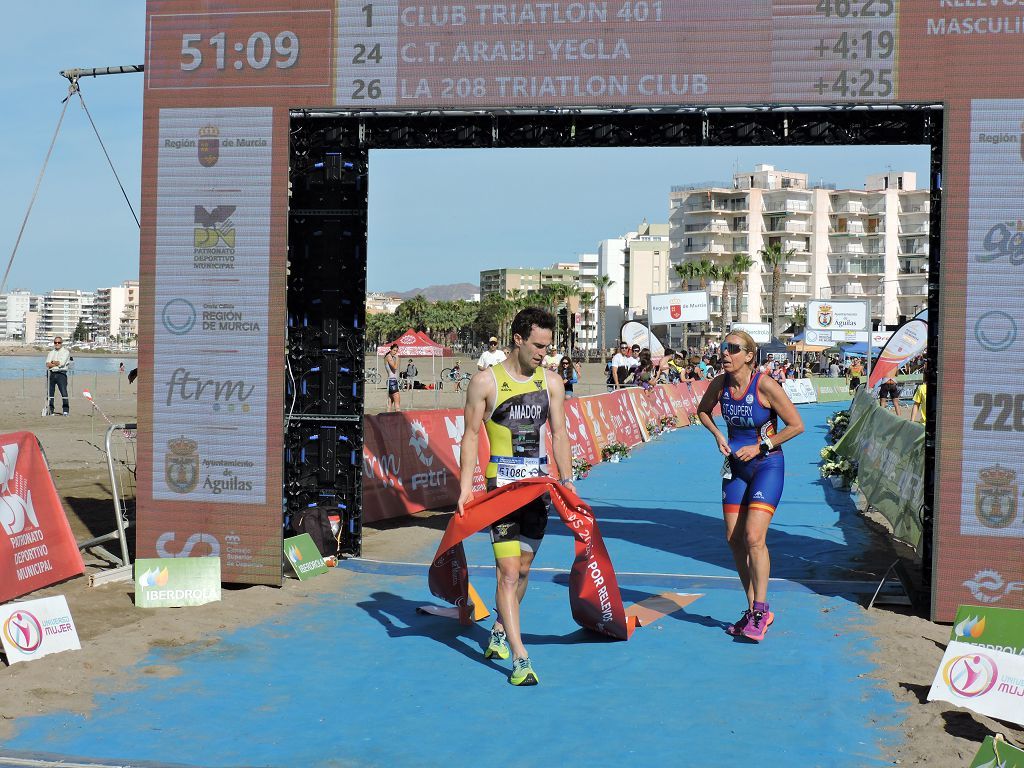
[364,368,381,386]
[439,365,472,391]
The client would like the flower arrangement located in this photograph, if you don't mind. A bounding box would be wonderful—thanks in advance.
[688,413,699,426]
[601,442,631,462]
[826,410,851,444]
[660,415,678,431]
[819,444,858,487]
[645,421,659,436]
[571,456,592,481]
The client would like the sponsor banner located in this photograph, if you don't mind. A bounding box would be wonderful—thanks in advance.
[950,604,1024,656]
[153,107,273,504]
[562,397,601,467]
[928,640,1024,727]
[731,322,771,345]
[806,299,869,332]
[782,379,817,405]
[833,392,925,549]
[601,390,646,447]
[626,389,657,441]
[969,735,1024,768]
[0,432,84,603]
[619,321,665,358]
[429,478,634,639]
[664,382,697,421]
[362,409,485,524]
[0,595,80,664]
[647,385,680,422]
[810,377,853,403]
[134,557,221,608]
[284,534,328,580]
[648,291,709,325]
[868,318,929,389]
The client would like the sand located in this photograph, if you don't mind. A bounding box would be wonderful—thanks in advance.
[0,366,1021,764]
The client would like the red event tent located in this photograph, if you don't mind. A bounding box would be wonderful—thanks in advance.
[375,330,453,400]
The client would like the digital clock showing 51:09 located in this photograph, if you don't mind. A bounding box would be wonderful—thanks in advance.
[147,10,331,90]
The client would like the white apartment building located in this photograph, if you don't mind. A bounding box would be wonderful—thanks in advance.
[94,280,139,341]
[576,252,599,353]
[669,165,929,347]
[38,290,92,341]
[0,290,37,341]
[595,221,671,351]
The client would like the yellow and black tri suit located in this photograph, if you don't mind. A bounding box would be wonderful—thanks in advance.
[485,363,551,558]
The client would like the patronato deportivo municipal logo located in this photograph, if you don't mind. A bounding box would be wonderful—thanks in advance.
[954,614,987,641]
[942,652,999,698]
[975,465,1018,528]
[138,566,169,588]
[193,205,236,249]
[165,437,199,494]
[0,441,39,536]
[817,304,833,327]
[409,420,433,467]
[198,125,219,167]
[3,610,43,654]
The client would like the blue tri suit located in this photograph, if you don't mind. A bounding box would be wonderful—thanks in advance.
[719,371,785,516]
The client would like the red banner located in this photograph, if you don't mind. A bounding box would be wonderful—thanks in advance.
[0,432,84,602]
[562,398,601,467]
[428,478,634,640]
[362,410,489,523]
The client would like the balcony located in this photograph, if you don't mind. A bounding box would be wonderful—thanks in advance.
[684,243,728,254]
[830,258,884,275]
[901,242,929,256]
[898,285,929,297]
[900,203,930,214]
[684,222,731,233]
[783,262,810,274]
[781,282,811,295]
[901,225,930,236]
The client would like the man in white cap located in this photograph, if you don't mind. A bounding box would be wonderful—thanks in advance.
[477,336,507,370]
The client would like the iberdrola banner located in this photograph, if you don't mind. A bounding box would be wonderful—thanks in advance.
[428,478,635,640]
[868,309,928,389]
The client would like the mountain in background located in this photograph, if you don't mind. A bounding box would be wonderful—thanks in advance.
[389,283,478,302]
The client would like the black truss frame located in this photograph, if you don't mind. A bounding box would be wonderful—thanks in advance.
[288,104,942,601]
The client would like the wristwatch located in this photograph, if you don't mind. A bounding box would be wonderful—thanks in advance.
[559,477,575,485]
[758,438,774,456]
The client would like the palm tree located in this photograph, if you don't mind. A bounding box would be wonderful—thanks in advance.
[559,283,583,354]
[758,243,797,337]
[731,253,756,324]
[594,274,615,366]
[717,262,736,336]
[579,291,597,361]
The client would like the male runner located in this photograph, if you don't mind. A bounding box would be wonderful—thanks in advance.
[457,307,575,686]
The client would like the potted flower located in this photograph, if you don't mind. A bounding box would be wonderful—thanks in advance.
[571,456,592,481]
[601,442,630,463]
[645,421,660,437]
[826,410,851,444]
[660,415,678,432]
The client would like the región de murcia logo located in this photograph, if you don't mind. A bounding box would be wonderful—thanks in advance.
[198,125,219,167]
[165,437,199,494]
[975,464,1018,528]
[0,442,38,536]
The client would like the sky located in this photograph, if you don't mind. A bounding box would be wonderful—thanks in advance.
[2,3,930,296]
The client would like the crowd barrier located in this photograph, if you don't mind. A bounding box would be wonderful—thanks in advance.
[833,389,925,549]
[362,380,710,523]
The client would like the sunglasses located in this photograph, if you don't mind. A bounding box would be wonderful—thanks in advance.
[720,342,746,355]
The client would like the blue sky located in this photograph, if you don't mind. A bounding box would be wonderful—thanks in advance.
[3,3,929,296]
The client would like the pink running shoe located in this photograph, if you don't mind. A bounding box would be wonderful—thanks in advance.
[741,602,774,642]
[725,609,751,636]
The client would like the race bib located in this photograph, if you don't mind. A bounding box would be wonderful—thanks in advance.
[493,456,547,487]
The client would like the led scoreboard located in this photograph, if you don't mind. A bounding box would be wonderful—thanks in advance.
[141,0,1024,621]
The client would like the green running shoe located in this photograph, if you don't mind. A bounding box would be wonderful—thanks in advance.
[484,628,510,660]
[509,656,539,686]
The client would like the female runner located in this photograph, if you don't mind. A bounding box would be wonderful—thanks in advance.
[697,331,804,642]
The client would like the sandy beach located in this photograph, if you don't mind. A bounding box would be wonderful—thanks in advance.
[0,367,1020,764]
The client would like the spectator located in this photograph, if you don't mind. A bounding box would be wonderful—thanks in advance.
[542,345,561,370]
[44,336,71,416]
[611,342,631,388]
[477,336,507,370]
[558,356,580,397]
[910,363,928,424]
[828,358,840,378]
[878,376,903,416]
